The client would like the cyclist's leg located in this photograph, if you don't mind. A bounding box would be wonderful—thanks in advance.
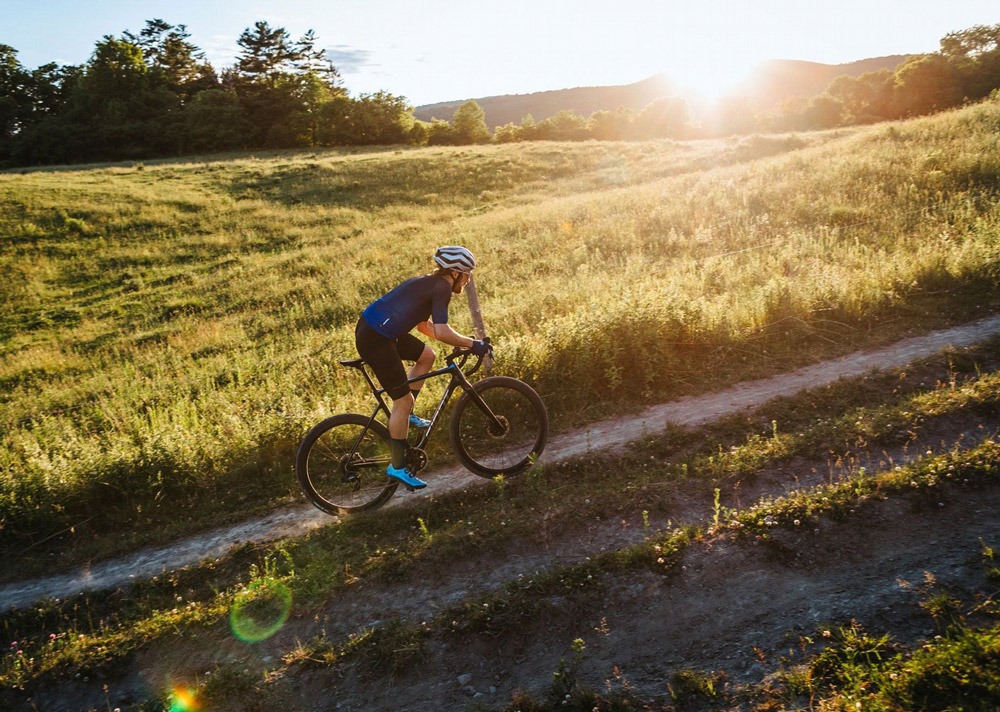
[396,334,432,386]
[397,334,435,419]
[355,319,414,445]
[354,320,427,488]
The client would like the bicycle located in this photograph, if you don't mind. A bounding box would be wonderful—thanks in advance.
[296,342,548,515]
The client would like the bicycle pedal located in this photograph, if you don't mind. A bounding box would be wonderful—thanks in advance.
[403,484,416,493]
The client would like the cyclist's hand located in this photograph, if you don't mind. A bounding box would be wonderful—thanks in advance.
[470,338,493,357]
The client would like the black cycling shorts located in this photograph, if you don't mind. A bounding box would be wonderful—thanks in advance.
[355,317,426,401]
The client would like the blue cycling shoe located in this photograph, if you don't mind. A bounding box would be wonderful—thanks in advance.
[408,414,432,429]
[386,464,427,490]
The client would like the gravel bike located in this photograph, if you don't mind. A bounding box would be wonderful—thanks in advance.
[296,344,548,515]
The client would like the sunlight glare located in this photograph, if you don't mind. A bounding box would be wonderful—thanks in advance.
[169,686,199,712]
[672,52,757,102]
[229,579,293,643]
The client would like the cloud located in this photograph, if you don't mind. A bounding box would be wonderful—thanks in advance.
[324,45,375,74]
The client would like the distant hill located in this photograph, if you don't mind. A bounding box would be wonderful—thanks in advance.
[741,55,911,109]
[413,74,682,129]
[414,55,911,129]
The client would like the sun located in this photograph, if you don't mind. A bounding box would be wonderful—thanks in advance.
[671,53,758,102]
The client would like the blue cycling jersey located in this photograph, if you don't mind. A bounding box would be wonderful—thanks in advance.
[362,274,452,339]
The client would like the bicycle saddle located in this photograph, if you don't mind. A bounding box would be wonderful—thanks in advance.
[339,358,366,368]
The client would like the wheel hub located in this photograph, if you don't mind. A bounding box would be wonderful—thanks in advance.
[487,415,509,438]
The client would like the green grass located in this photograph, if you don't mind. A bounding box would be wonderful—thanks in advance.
[2,335,1000,707]
[3,100,1000,565]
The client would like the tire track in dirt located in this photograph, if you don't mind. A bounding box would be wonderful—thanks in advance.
[4,314,1000,612]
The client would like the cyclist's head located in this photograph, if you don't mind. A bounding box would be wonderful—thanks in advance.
[433,245,476,275]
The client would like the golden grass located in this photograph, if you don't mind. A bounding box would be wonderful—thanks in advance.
[2,101,1000,544]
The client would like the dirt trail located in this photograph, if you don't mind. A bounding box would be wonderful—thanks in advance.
[3,314,1000,612]
[303,479,1000,711]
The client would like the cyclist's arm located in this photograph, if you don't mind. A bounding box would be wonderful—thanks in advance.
[416,320,435,338]
[431,322,475,349]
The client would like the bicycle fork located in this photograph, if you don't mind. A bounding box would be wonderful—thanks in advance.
[451,367,509,436]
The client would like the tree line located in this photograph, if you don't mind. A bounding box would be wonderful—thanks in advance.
[2,21,1000,167]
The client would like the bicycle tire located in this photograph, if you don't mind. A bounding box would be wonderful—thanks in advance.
[449,376,548,477]
[296,413,398,515]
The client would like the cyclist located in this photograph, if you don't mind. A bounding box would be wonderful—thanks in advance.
[355,245,492,489]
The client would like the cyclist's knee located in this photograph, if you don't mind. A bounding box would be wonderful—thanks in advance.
[387,382,412,403]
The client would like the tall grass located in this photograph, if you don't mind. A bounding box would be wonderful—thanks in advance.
[2,100,1000,560]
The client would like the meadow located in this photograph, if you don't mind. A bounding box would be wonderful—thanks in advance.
[2,96,1000,709]
[2,97,1000,572]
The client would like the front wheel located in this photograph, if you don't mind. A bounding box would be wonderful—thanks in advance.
[449,376,548,477]
[296,413,398,515]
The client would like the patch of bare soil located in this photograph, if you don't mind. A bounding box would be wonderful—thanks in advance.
[4,317,1000,711]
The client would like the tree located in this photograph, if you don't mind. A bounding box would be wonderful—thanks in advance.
[232,22,343,147]
[894,54,961,116]
[451,100,491,144]
[940,23,1000,101]
[492,121,522,143]
[940,23,1000,60]
[294,29,341,88]
[84,36,148,101]
[348,91,414,145]
[588,107,634,140]
[827,70,897,123]
[0,45,32,159]
[317,92,413,146]
[52,35,187,161]
[534,110,589,141]
[234,21,335,90]
[4,60,85,166]
[235,21,298,89]
[426,117,459,145]
[28,63,82,118]
[124,19,217,99]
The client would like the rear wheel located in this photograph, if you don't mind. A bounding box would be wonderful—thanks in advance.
[296,414,397,514]
[449,376,548,477]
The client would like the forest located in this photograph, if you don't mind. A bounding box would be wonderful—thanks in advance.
[1,20,1000,166]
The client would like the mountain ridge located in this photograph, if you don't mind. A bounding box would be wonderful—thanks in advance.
[414,55,911,129]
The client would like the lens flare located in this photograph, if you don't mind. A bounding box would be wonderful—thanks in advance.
[169,687,198,712]
[230,579,293,643]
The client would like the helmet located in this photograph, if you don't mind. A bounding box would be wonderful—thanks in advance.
[433,245,476,274]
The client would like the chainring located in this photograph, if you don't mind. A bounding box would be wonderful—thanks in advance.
[405,447,428,473]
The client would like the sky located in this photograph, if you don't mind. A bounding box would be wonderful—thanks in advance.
[4,1,999,107]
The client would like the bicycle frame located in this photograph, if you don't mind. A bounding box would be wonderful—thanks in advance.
[346,350,504,456]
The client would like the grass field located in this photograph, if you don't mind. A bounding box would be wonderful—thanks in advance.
[2,96,1000,709]
[2,327,999,708]
[2,98,1000,571]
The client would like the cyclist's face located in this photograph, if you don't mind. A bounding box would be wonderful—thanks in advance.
[451,271,471,294]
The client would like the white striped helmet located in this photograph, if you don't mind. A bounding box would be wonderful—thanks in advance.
[433,245,476,274]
